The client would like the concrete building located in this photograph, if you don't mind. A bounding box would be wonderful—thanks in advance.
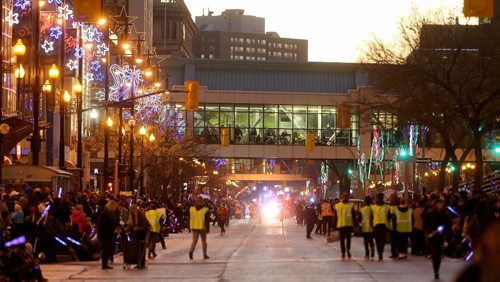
[192,9,308,62]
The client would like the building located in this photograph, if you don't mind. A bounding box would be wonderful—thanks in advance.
[192,9,308,62]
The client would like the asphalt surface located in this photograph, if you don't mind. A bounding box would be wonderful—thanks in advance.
[41,216,466,281]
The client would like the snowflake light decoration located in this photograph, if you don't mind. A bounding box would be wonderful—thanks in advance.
[83,73,94,83]
[42,40,55,53]
[96,43,109,56]
[57,4,73,20]
[74,47,84,58]
[14,0,31,10]
[50,26,63,39]
[95,73,105,82]
[6,11,19,26]
[66,59,78,71]
[90,61,101,72]
[95,91,105,102]
[109,64,144,101]
[66,36,78,48]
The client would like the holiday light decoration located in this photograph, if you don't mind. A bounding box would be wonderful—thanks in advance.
[84,26,103,43]
[66,36,78,48]
[95,91,105,102]
[57,4,73,20]
[66,59,78,71]
[41,40,55,53]
[83,73,94,83]
[48,0,63,4]
[90,60,101,72]
[74,47,84,58]
[96,43,109,56]
[95,73,105,82]
[14,0,31,10]
[50,26,63,39]
[6,10,19,26]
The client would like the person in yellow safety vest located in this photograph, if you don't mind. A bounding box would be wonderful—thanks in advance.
[189,196,211,260]
[145,202,163,259]
[321,199,334,236]
[334,193,356,259]
[371,192,389,260]
[392,198,413,259]
[387,193,399,259]
[361,196,375,259]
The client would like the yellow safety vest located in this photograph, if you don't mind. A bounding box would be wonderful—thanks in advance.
[395,208,413,233]
[190,206,208,230]
[361,206,373,233]
[145,210,161,233]
[371,204,388,226]
[335,202,353,228]
[321,203,333,216]
[387,205,396,230]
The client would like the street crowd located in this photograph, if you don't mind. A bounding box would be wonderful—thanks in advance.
[296,190,499,280]
[0,183,253,281]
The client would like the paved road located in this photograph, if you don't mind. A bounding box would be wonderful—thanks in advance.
[41,217,466,281]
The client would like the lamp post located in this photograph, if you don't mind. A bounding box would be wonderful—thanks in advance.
[13,39,26,113]
[48,64,59,109]
[32,0,42,165]
[128,118,136,192]
[73,80,83,189]
[139,125,146,196]
[104,116,112,192]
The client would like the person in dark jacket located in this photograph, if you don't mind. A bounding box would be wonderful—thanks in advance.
[128,204,150,269]
[424,199,448,280]
[97,200,119,269]
[304,202,317,239]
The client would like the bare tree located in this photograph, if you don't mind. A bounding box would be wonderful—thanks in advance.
[360,8,500,193]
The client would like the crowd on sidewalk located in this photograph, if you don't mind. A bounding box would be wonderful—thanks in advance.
[0,183,253,281]
[296,190,499,280]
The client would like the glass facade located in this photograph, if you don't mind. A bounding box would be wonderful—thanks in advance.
[194,104,359,146]
[371,110,401,147]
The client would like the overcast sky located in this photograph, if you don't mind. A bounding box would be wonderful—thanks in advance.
[183,0,464,62]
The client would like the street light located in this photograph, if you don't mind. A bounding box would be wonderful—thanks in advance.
[14,39,26,112]
[107,116,113,127]
[13,39,26,57]
[48,64,59,111]
[42,80,52,95]
[149,133,155,142]
[73,80,83,187]
[63,90,71,103]
[139,125,147,195]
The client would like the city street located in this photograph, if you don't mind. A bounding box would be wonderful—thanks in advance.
[41,217,466,281]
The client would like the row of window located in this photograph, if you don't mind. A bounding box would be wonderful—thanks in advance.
[193,104,359,146]
[229,37,299,49]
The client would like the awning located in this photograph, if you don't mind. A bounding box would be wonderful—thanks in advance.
[2,165,72,183]
[0,117,33,157]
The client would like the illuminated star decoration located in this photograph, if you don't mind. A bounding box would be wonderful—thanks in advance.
[90,61,101,72]
[95,73,105,82]
[41,40,55,53]
[84,26,103,43]
[83,73,94,82]
[49,26,63,39]
[95,91,105,102]
[74,47,84,58]
[14,0,31,10]
[66,59,78,71]
[6,10,20,26]
[57,4,73,20]
[47,0,62,4]
[96,43,109,56]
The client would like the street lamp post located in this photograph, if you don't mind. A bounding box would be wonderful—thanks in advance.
[13,39,26,113]
[32,0,42,165]
[139,125,146,196]
[73,80,83,189]
[104,116,112,192]
[128,118,136,192]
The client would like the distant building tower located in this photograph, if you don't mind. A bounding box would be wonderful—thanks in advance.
[151,0,197,58]
[193,9,308,62]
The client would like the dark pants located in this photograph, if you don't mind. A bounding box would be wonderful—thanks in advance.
[363,232,374,256]
[306,221,314,238]
[373,224,387,257]
[148,232,159,256]
[398,232,409,254]
[429,234,444,275]
[322,216,333,235]
[339,226,352,254]
[218,219,226,232]
[101,238,114,267]
[411,228,425,255]
[389,230,398,257]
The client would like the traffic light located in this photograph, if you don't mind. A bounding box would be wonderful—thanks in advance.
[221,127,230,146]
[73,0,102,22]
[495,135,500,154]
[399,147,408,159]
[463,0,493,18]
[185,80,199,110]
[337,104,352,129]
[306,132,315,152]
